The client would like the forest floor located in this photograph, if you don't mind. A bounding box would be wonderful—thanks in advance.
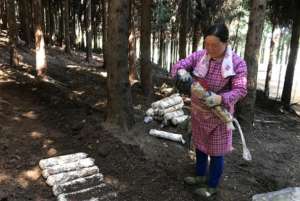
[0,31,300,201]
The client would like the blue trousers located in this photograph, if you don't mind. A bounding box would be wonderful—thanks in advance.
[196,149,224,188]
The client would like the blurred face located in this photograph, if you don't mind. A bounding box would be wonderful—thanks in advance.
[204,35,227,59]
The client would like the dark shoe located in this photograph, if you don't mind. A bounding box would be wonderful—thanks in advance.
[184,176,206,185]
[194,187,217,197]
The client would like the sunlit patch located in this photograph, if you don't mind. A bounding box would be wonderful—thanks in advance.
[30,131,43,139]
[24,167,41,180]
[47,148,57,156]
[42,139,54,149]
[0,173,10,184]
[94,100,106,108]
[104,175,119,186]
[99,72,107,78]
[22,111,38,120]
[73,90,85,95]
[17,176,29,188]
[17,166,41,188]
[67,64,80,69]
[104,175,128,191]
[12,116,22,121]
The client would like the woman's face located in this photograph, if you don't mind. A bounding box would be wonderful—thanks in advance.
[204,35,227,59]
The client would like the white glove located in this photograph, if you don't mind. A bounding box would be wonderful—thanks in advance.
[177,69,192,82]
[203,91,222,107]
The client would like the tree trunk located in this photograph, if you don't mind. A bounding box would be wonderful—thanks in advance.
[7,0,18,66]
[59,0,64,46]
[70,0,76,48]
[179,0,188,59]
[259,35,266,64]
[192,20,200,52]
[140,0,152,96]
[128,0,138,84]
[158,29,164,67]
[281,8,300,108]
[19,0,32,47]
[276,29,284,64]
[64,0,71,54]
[237,0,266,129]
[284,41,290,64]
[151,31,155,62]
[86,0,92,62]
[233,18,241,52]
[1,0,8,29]
[33,0,48,78]
[92,1,98,49]
[101,0,107,52]
[49,0,55,45]
[106,0,134,130]
[264,23,276,98]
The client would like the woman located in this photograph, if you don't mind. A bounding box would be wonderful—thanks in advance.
[171,24,247,197]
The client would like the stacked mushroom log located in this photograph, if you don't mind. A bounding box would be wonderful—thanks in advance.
[39,153,117,201]
[146,93,189,126]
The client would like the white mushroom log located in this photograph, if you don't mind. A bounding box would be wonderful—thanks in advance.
[53,173,104,196]
[39,153,88,169]
[46,166,99,186]
[149,129,185,144]
[42,157,95,178]
[57,184,117,201]
[171,115,189,125]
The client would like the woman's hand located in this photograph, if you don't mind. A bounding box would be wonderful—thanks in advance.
[203,91,222,107]
[176,69,192,94]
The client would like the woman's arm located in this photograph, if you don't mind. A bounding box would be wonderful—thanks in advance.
[219,60,248,108]
[171,50,204,78]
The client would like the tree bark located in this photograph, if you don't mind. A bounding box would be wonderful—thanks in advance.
[128,0,138,84]
[64,0,71,54]
[179,0,188,59]
[86,0,92,62]
[158,29,164,67]
[192,20,200,52]
[106,0,134,130]
[7,0,18,66]
[281,6,300,108]
[1,0,8,29]
[49,0,55,45]
[33,0,48,78]
[59,0,64,46]
[140,0,153,96]
[101,0,107,52]
[264,23,275,98]
[237,0,266,129]
[19,0,32,47]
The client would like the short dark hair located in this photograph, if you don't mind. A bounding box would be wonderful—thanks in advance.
[204,24,229,43]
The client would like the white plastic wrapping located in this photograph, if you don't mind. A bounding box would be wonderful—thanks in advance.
[151,93,181,109]
[39,153,88,169]
[145,108,154,116]
[157,102,184,116]
[57,183,117,201]
[42,157,95,178]
[53,173,104,196]
[171,115,189,125]
[149,129,185,144]
[252,187,300,201]
[164,110,184,121]
[46,166,99,186]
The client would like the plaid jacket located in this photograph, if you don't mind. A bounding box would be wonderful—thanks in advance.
[172,50,247,156]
